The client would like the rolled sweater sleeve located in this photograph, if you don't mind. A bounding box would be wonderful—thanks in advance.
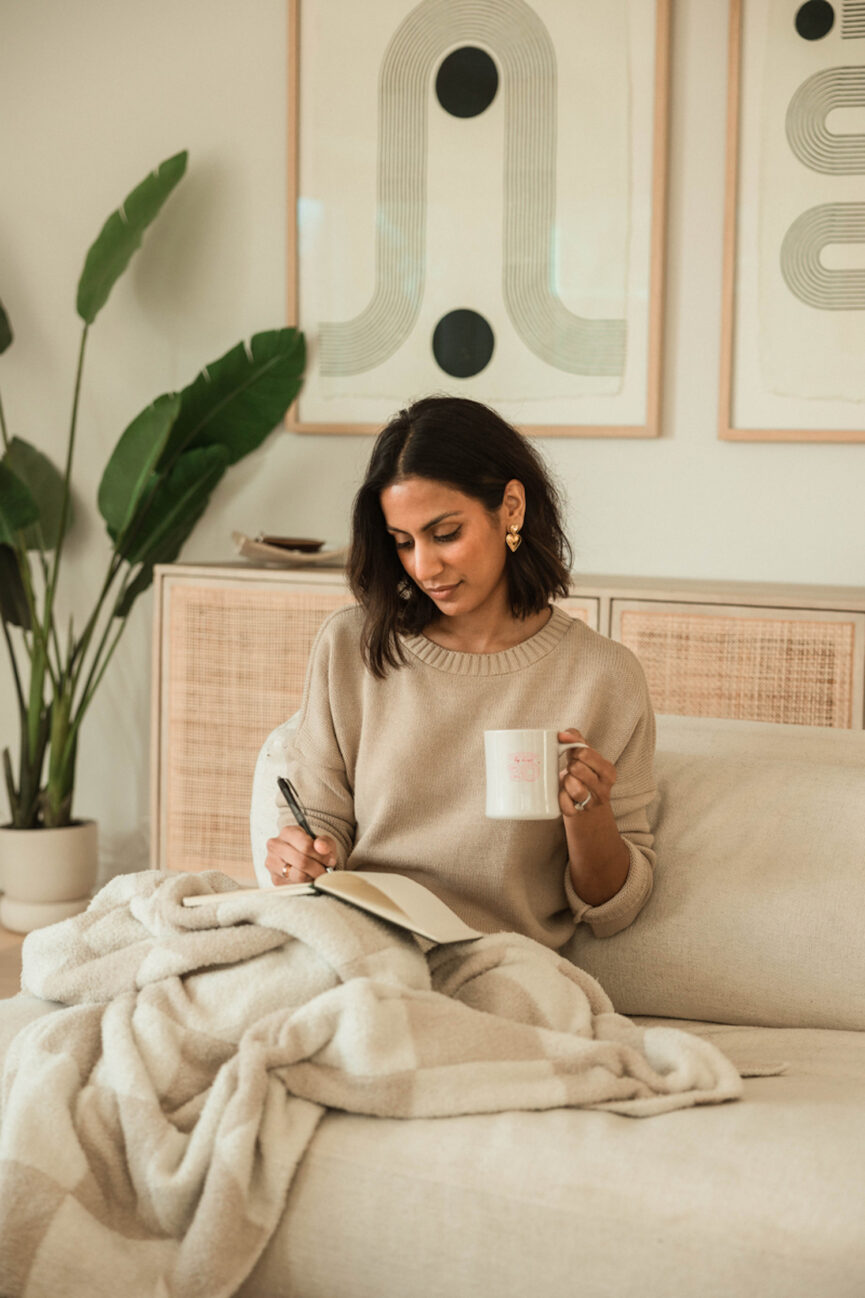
[276,613,357,868]
[564,661,657,938]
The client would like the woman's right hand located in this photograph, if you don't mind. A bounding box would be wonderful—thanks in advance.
[265,825,339,886]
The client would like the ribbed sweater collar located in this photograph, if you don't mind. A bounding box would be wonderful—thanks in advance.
[400,604,574,677]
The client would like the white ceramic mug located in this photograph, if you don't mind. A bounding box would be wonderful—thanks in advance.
[484,729,588,820]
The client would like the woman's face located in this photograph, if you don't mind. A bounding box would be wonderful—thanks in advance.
[380,476,522,620]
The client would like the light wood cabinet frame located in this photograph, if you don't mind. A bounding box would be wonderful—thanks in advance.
[152,565,865,877]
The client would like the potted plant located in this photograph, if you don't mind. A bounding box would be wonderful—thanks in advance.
[0,150,305,931]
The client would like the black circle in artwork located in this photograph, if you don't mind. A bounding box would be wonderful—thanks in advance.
[794,1,835,39]
[435,46,499,118]
[432,310,495,378]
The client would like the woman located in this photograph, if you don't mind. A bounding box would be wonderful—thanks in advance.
[265,396,655,949]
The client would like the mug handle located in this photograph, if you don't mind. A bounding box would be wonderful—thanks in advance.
[557,740,588,762]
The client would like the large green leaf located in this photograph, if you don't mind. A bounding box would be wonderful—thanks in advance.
[3,437,68,550]
[0,298,12,354]
[113,445,228,617]
[114,561,157,619]
[0,544,30,628]
[122,443,230,568]
[159,328,305,468]
[0,460,39,545]
[98,392,181,537]
[76,150,188,325]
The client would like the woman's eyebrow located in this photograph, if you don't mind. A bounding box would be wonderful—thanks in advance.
[385,511,461,535]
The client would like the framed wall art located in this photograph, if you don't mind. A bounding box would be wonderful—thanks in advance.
[720,0,865,441]
[287,0,670,437]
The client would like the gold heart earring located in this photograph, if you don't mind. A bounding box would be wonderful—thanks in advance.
[505,523,522,553]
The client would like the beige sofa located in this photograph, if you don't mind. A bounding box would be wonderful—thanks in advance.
[246,711,865,1295]
[2,713,864,1296]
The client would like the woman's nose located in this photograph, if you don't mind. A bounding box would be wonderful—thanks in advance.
[412,541,445,582]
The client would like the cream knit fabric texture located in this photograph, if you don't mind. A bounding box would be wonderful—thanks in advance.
[279,604,656,948]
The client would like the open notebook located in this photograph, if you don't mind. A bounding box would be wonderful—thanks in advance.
[182,871,482,945]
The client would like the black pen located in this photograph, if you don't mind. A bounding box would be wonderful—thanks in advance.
[277,775,334,871]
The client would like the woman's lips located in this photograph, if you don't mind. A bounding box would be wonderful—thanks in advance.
[425,583,460,597]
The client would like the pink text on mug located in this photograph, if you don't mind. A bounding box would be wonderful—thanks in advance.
[485,729,587,820]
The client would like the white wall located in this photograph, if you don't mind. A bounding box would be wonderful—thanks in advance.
[1,0,863,873]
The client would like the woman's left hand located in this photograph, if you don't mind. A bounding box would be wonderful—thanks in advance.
[558,728,630,906]
[558,729,617,817]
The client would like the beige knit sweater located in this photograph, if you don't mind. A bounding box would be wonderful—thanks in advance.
[279,604,656,949]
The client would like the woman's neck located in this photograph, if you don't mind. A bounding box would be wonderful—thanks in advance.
[423,604,552,655]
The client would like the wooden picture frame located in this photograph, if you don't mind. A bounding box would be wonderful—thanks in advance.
[287,0,670,437]
[720,0,865,442]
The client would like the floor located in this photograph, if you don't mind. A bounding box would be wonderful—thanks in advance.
[0,927,24,998]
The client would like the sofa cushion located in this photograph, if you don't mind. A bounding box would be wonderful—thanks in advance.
[566,715,865,1030]
[242,1020,865,1298]
[250,713,300,887]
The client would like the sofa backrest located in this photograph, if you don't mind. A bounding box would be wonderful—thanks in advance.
[566,714,865,1031]
[254,712,865,1032]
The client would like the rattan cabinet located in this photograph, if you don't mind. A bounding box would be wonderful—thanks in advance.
[151,564,865,879]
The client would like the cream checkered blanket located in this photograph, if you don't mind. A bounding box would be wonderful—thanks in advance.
[0,869,742,1297]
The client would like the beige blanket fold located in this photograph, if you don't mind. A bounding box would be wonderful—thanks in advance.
[0,870,742,1298]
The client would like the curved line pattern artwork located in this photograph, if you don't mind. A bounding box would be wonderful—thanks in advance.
[318,0,627,379]
[786,66,865,172]
[780,201,865,308]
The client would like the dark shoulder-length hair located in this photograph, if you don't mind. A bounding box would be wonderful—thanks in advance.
[347,395,573,678]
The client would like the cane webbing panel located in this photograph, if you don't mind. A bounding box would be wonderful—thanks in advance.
[161,583,355,877]
[616,604,862,728]
[555,598,598,630]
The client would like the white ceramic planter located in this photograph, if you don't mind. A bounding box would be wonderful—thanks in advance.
[0,820,98,933]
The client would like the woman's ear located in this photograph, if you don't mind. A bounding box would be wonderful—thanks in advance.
[501,479,526,529]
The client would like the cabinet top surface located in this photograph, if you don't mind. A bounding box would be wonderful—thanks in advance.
[154,563,865,609]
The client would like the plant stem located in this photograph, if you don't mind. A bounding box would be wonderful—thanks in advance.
[72,586,123,720]
[33,325,89,827]
[43,323,89,647]
[31,530,63,676]
[0,387,9,451]
[70,615,127,741]
[3,747,18,824]
[70,554,143,735]
[0,615,25,716]
[16,545,58,692]
[67,549,125,704]
[44,677,74,827]
[46,562,129,825]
